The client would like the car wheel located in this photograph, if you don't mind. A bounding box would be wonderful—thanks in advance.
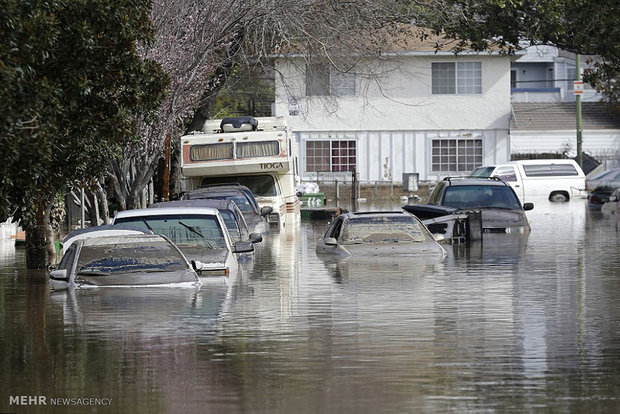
[549,192,569,202]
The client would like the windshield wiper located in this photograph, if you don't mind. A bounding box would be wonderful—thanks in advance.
[142,219,154,231]
[178,221,213,248]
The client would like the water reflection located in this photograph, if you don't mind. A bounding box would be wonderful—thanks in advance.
[1,198,620,413]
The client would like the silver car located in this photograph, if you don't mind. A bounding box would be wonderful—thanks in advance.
[316,211,446,258]
[49,234,200,289]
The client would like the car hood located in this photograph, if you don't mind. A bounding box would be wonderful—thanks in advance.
[342,241,446,257]
[74,269,199,287]
[470,208,529,229]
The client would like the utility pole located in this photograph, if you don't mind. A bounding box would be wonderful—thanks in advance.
[575,54,583,168]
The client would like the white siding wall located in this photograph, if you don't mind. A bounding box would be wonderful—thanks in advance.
[296,128,510,183]
[511,130,620,158]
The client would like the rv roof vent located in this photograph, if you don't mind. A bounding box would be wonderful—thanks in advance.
[220,116,258,133]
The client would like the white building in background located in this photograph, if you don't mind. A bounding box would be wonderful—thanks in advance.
[273,33,619,186]
[510,46,620,169]
[510,45,602,103]
[274,30,515,184]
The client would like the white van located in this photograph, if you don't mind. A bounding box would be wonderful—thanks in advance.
[470,159,586,202]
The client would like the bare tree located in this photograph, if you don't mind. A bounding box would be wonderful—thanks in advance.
[103,0,422,213]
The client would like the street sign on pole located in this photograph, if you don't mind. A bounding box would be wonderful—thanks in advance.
[573,81,584,95]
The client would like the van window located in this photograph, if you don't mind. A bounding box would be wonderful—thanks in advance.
[495,166,517,182]
[522,163,579,177]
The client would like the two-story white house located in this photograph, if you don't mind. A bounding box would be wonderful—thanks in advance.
[273,31,514,186]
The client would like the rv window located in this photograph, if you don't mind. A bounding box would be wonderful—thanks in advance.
[191,143,234,161]
[200,175,277,197]
[237,141,279,158]
[522,164,579,177]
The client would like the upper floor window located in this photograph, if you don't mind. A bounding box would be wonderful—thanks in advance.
[432,62,482,94]
[306,64,356,96]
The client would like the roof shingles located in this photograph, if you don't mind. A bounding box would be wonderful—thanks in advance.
[511,103,620,130]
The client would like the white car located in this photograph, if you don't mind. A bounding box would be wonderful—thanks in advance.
[49,234,201,289]
[113,207,252,277]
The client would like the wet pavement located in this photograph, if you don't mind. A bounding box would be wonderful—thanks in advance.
[1,197,619,413]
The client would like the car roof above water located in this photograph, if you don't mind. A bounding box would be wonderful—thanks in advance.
[441,177,511,187]
[114,206,220,218]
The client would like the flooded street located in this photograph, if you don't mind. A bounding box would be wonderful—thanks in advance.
[1,197,619,413]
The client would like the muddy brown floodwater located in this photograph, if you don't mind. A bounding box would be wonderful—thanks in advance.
[1,197,619,413]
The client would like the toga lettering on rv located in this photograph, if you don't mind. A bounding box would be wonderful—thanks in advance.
[260,162,283,170]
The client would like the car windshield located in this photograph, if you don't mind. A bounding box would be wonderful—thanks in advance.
[203,195,255,213]
[115,214,226,248]
[443,185,522,209]
[470,166,495,178]
[77,239,187,275]
[341,216,429,244]
[219,209,242,240]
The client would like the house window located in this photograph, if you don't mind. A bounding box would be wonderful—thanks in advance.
[306,64,356,96]
[431,139,482,172]
[306,140,356,172]
[510,70,517,89]
[432,62,482,94]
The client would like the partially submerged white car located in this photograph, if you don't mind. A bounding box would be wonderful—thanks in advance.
[113,207,252,277]
[49,234,200,289]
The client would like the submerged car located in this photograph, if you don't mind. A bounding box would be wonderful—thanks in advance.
[585,168,620,192]
[49,234,200,289]
[184,184,271,234]
[404,177,533,234]
[316,211,446,257]
[113,207,253,277]
[150,199,263,245]
[587,185,616,211]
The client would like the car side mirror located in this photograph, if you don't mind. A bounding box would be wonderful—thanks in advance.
[523,202,534,211]
[233,241,254,253]
[324,237,338,246]
[433,234,446,243]
[296,191,303,197]
[191,260,203,271]
[249,233,263,243]
[260,206,273,216]
[49,269,68,281]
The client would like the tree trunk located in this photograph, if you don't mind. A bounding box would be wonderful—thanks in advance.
[94,180,111,224]
[25,199,53,269]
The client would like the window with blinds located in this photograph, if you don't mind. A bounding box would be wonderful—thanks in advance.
[190,143,234,161]
[237,141,279,158]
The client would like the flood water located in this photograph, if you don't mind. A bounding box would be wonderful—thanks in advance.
[1,197,619,413]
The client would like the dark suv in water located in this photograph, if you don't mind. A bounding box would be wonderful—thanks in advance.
[404,177,534,233]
